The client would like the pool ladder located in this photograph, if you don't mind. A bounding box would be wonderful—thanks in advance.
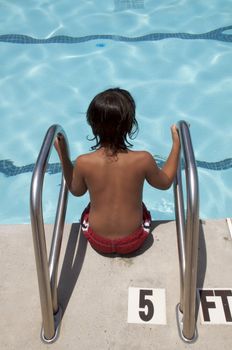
[30,121,199,343]
[173,120,200,343]
[30,125,70,343]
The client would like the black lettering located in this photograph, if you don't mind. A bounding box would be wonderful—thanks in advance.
[139,289,154,322]
[214,290,232,322]
[199,289,216,322]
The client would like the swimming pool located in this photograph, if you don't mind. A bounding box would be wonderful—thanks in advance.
[0,0,232,224]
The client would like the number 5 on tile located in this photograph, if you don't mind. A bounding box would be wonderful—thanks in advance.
[127,287,166,324]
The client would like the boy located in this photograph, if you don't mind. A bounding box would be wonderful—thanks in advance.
[55,88,180,254]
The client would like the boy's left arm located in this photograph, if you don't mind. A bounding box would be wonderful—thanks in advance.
[54,136,87,196]
[71,156,88,196]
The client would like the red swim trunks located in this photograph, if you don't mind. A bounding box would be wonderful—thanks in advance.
[81,203,151,255]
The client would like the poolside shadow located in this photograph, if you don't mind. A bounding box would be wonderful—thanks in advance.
[195,220,207,321]
[57,222,87,317]
[150,219,172,230]
[97,220,173,259]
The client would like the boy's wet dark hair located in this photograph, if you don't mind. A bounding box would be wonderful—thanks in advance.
[87,88,138,154]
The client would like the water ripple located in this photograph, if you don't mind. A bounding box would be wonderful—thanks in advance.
[0,157,231,177]
[0,25,232,44]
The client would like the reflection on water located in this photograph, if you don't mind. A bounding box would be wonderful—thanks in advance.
[0,1,232,223]
[114,0,145,11]
[198,169,232,219]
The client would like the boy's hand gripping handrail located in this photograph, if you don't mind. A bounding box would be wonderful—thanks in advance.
[30,124,69,343]
[173,121,200,342]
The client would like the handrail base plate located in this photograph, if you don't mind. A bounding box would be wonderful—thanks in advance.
[41,306,62,344]
[176,303,198,343]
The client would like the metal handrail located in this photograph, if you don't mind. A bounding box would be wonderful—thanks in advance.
[173,121,200,342]
[30,124,69,343]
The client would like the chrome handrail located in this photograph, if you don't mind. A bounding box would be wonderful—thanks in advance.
[173,121,200,342]
[30,124,69,343]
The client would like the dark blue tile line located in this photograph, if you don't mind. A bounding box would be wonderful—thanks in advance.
[0,157,232,177]
[0,160,61,177]
[156,158,232,171]
[0,25,232,44]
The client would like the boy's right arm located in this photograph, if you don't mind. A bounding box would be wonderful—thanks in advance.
[145,125,180,190]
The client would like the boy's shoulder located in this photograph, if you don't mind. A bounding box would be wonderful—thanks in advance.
[130,150,153,160]
[74,151,95,163]
[132,150,152,156]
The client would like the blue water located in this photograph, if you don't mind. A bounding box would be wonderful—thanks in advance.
[0,0,232,224]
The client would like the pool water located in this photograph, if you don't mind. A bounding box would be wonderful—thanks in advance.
[0,0,232,224]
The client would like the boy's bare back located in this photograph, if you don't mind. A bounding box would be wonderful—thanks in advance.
[74,148,147,238]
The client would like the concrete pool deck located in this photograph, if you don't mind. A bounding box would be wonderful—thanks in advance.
[0,219,232,349]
